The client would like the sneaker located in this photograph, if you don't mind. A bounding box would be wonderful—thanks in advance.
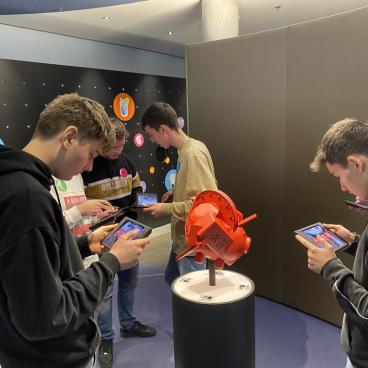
[120,320,157,338]
[98,339,113,368]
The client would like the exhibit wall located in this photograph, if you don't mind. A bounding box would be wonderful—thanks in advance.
[186,7,368,324]
[0,59,186,227]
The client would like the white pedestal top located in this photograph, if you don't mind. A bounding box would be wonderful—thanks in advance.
[172,270,254,304]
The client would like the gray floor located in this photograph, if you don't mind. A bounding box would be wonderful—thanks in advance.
[139,224,171,266]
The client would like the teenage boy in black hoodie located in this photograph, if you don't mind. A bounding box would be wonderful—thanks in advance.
[296,118,368,368]
[0,93,150,368]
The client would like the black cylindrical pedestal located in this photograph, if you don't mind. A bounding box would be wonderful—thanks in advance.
[172,270,255,368]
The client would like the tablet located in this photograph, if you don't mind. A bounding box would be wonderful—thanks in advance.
[136,192,158,207]
[344,200,368,210]
[89,207,127,231]
[294,222,349,251]
[101,216,152,249]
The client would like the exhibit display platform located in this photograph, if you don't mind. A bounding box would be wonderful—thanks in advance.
[172,269,255,368]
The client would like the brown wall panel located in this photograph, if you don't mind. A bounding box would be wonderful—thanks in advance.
[187,29,287,301]
[186,8,368,325]
[284,8,368,323]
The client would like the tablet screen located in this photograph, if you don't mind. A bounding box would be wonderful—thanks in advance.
[296,223,348,251]
[103,221,143,248]
[137,193,158,207]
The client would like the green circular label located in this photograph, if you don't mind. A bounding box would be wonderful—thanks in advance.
[55,179,67,192]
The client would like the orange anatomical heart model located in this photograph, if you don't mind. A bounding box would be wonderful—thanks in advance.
[176,190,257,269]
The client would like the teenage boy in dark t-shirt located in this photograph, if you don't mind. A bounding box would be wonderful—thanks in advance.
[83,118,156,368]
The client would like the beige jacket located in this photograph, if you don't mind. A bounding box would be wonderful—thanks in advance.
[161,138,217,254]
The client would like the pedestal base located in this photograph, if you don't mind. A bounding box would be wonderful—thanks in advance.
[172,270,255,368]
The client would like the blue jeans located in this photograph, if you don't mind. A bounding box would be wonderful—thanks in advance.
[164,249,206,286]
[346,358,354,368]
[97,264,138,340]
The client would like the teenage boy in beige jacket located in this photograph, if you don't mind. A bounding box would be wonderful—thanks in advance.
[141,102,217,285]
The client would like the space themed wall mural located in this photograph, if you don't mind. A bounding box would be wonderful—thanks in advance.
[0,58,186,227]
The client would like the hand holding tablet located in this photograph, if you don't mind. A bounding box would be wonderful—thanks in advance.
[103,218,151,269]
[89,207,127,231]
[294,222,349,251]
[101,217,152,249]
[294,222,347,274]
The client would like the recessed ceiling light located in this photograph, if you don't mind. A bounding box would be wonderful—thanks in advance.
[102,16,110,20]
[168,31,174,35]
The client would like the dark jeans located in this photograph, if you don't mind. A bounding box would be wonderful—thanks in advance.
[97,264,139,340]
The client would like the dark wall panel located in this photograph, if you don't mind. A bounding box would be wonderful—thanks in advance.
[187,8,368,324]
[284,8,368,323]
[187,29,287,301]
[0,59,186,228]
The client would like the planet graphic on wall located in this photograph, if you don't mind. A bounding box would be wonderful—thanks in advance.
[165,169,177,190]
[113,92,135,121]
[178,117,185,129]
[134,133,144,148]
[141,181,147,193]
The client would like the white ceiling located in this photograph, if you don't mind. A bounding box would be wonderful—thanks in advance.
[0,0,368,57]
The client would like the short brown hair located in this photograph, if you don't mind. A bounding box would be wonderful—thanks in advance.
[310,118,368,172]
[110,117,129,140]
[33,93,115,153]
[141,102,178,131]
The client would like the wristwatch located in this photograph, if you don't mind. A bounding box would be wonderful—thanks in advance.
[351,232,359,245]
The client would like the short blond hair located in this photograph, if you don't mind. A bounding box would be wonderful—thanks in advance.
[310,118,368,172]
[33,93,115,153]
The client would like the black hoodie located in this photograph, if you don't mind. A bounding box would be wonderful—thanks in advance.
[0,146,120,368]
